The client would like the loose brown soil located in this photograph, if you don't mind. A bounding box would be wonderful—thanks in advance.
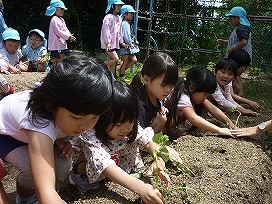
[2,72,272,204]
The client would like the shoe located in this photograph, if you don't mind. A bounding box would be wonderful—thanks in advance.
[34,81,42,88]
[16,194,39,204]
[69,172,100,192]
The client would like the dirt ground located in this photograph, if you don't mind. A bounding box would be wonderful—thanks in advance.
[2,72,272,204]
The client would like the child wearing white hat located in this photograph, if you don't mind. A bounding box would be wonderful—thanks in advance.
[100,0,127,74]
[21,29,50,72]
[119,5,139,77]
[45,0,76,63]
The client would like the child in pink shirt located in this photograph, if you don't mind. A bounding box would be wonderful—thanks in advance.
[100,0,126,74]
[45,0,76,63]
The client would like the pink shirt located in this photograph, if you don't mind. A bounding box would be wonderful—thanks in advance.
[211,83,241,111]
[100,14,124,50]
[48,16,71,51]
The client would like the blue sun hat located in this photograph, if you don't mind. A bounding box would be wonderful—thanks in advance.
[225,7,250,27]
[2,28,20,41]
[120,5,136,19]
[45,0,67,16]
[105,0,125,14]
[28,29,47,47]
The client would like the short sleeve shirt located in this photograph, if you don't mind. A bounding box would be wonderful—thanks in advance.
[177,93,193,116]
[72,125,154,183]
[0,47,22,66]
[0,90,68,143]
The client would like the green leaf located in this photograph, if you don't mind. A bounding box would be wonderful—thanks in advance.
[152,132,169,146]
[157,146,169,163]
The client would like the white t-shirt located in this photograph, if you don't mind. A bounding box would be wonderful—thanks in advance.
[0,47,22,66]
[0,90,67,143]
[177,93,193,116]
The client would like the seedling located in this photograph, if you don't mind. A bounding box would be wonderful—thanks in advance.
[131,132,199,202]
[226,107,242,127]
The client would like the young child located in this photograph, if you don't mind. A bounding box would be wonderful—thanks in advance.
[100,0,126,73]
[71,81,170,203]
[165,66,237,141]
[0,159,9,204]
[0,29,22,74]
[21,29,49,72]
[217,6,252,60]
[45,0,76,63]
[130,52,179,134]
[0,54,113,203]
[119,5,139,78]
[210,58,258,116]
[0,73,13,100]
[228,49,259,109]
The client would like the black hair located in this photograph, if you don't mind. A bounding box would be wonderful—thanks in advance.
[107,4,120,14]
[94,80,138,147]
[215,58,238,77]
[228,49,251,70]
[27,53,113,127]
[130,52,178,102]
[165,66,216,131]
[29,31,43,41]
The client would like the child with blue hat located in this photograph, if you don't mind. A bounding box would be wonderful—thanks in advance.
[217,6,252,98]
[0,28,22,74]
[45,0,76,63]
[119,5,140,78]
[217,6,252,60]
[21,29,50,72]
[100,0,126,74]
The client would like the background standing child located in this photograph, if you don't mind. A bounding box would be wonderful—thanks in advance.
[0,29,22,74]
[165,66,237,141]
[228,48,259,109]
[217,6,252,60]
[0,54,113,203]
[130,52,178,134]
[71,81,170,203]
[0,159,9,204]
[100,0,126,74]
[210,58,258,116]
[119,5,139,78]
[21,29,49,72]
[45,0,76,63]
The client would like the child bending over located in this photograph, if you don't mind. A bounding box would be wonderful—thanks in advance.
[0,54,113,203]
[71,81,170,204]
[228,49,259,109]
[165,66,237,141]
[210,58,258,116]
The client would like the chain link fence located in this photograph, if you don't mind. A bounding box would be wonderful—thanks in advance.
[135,0,272,73]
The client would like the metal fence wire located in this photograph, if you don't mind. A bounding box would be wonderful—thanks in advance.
[134,0,272,72]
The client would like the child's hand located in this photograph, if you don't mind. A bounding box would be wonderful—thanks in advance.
[248,101,260,110]
[217,39,227,44]
[69,34,76,42]
[10,66,21,74]
[138,183,164,204]
[218,127,236,138]
[159,106,169,115]
[106,44,111,52]
[147,157,170,189]
[0,68,10,75]
[129,43,135,49]
[55,140,74,159]
[121,42,128,49]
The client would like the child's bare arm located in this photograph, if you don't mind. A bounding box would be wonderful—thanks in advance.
[7,62,20,74]
[103,164,164,204]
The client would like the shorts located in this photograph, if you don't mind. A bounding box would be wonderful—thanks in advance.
[50,49,68,58]
[0,134,27,159]
[105,48,119,53]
